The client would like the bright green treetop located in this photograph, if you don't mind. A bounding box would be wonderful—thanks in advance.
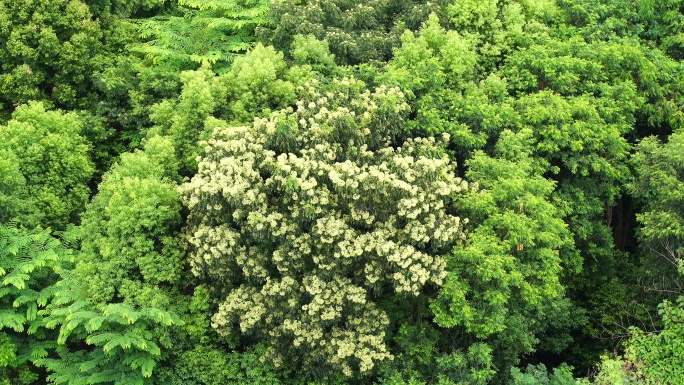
[0,102,93,231]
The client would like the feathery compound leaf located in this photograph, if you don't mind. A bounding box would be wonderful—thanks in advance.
[86,316,108,332]
[134,0,271,71]
[85,332,121,348]
[0,311,26,332]
[26,302,37,321]
[140,357,156,377]
[103,303,140,324]
[2,272,30,290]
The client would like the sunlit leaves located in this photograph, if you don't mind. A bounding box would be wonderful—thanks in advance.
[0,102,94,230]
[0,223,65,383]
[134,0,272,72]
[0,0,102,109]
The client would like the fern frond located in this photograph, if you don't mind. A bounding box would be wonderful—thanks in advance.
[85,331,121,347]
[0,310,25,332]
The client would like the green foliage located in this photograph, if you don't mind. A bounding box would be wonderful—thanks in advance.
[92,50,183,152]
[624,128,684,385]
[263,0,444,65]
[219,43,308,124]
[510,363,578,385]
[496,17,684,366]
[381,14,480,148]
[575,355,643,385]
[432,129,578,377]
[0,0,102,109]
[0,102,94,230]
[442,0,560,73]
[33,134,186,384]
[148,44,314,175]
[558,0,684,60]
[86,0,167,18]
[74,135,182,305]
[0,223,66,384]
[149,65,226,175]
[503,31,683,134]
[38,298,181,385]
[3,0,684,383]
[384,15,673,366]
[627,298,684,384]
[629,129,684,260]
[0,150,26,228]
[376,322,496,385]
[29,132,183,385]
[290,35,338,76]
[134,0,271,72]
[180,79,471,379]
[155,344,283,385]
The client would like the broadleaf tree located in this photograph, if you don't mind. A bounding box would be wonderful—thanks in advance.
[180,78,471,380]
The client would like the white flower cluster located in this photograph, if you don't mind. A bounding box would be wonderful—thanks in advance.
[181,81,468,377]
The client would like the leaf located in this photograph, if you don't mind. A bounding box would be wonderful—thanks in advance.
[0,311,25,332]
[26,302,38,321]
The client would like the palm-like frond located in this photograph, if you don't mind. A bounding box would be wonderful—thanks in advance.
[133,0,272,71]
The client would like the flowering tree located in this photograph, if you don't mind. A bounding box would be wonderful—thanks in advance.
[180,78,470,379]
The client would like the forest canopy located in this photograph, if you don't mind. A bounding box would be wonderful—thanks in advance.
[1,0,684,384]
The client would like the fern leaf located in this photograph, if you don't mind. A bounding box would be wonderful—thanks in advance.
[2,272,30,289]
[0,310,25,332]
[86,315,107,332]
[140,357,156,378]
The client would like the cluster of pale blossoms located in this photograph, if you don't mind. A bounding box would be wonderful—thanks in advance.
[180,81,469,376]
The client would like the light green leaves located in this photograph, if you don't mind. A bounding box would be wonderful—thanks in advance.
[434,130,571,330]
[0,0,102,108]
[0,102,94,230]
[134,0,271,71]
[623,129,684,384]
[38,298,181,384]
[0,223,65,381]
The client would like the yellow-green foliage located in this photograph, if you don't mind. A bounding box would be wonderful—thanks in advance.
[149,65,227,175]
[264,0,443,65]
[444,0,558,72]
[0,102,93,230]
[74,135,182,306]
[181,79,469,378]
[0,0,102,109]
[624,128,684,385]
[0,223,65,384]
[220,44,305,124]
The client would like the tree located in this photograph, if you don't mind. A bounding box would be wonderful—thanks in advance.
[432,129,577,381]
[218,43,305,124]
[262,0,446,65]
[629,129,684,274]
[148,65,227,176]
[0,223,66,384]
[441,0,560,74]
[0,102,94,231]
[33,135,184,384]
[148,43,314,175]
[72,135,182,306]
[38,300,181,385]
[624,128,684,384]
[180,78,470,379]
[134,0,271,72]
[85,0,167,18]
[0,0,102,110]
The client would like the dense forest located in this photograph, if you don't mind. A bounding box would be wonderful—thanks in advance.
[1,0,684,383]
